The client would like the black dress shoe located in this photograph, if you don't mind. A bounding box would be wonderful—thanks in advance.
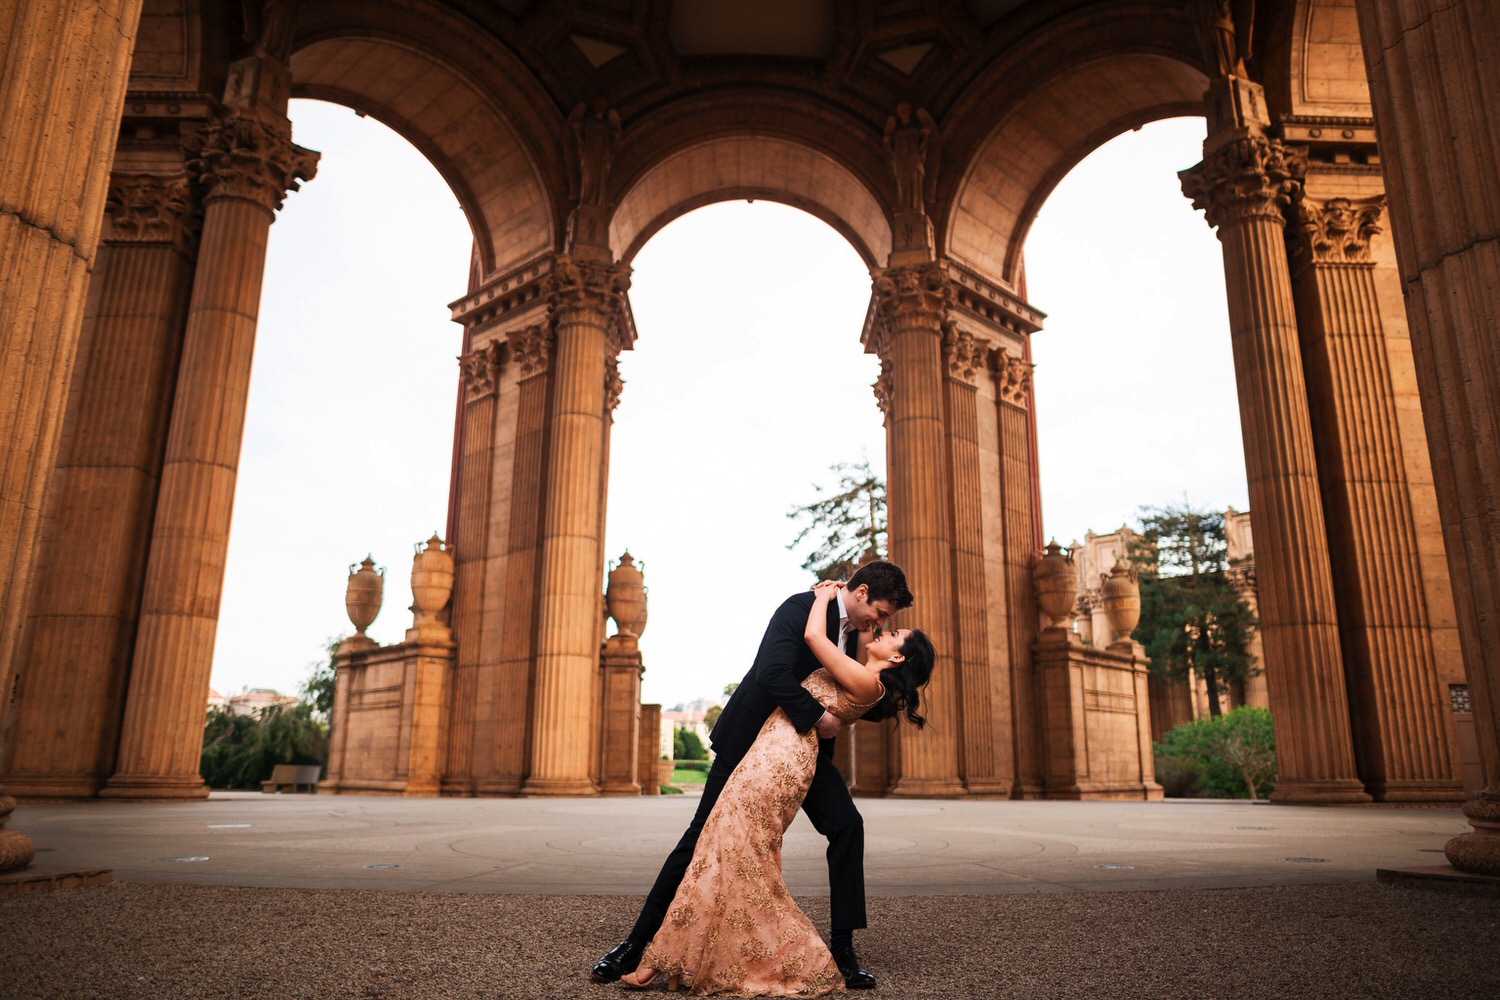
[831,944,876,990]
[590,939,646,983]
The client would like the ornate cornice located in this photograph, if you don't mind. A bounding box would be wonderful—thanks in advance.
[458,341,504,402]
[1290,194,1385,266]
[996,351,1033,409]
[1179,135,1305,231]
[509,323,552,378]
[188,107,318,211]
[870,261,952,333]
[942,322,982,385]
[104,173,198,252]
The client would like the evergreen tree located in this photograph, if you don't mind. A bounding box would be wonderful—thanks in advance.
[1130,501,1259,716]
[786,457,886,580]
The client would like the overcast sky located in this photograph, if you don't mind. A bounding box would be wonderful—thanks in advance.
[210,103,1244,710]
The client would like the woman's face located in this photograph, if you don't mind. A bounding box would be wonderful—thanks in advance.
[868,628,911,663]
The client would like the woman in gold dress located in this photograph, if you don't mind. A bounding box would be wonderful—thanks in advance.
[623,580,934,996]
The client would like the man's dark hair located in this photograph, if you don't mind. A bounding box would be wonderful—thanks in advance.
[847,560,913,609]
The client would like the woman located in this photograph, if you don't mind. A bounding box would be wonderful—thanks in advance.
[623,580,933,995]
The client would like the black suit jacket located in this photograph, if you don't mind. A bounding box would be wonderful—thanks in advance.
[709,591,891,767]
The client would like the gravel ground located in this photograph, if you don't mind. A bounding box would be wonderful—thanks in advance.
[3,881,1497,999]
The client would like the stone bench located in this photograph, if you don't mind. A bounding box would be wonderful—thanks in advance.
[261,764,322,794]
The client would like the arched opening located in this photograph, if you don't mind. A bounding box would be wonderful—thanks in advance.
[209,98,472,703]
[603,200,883,712]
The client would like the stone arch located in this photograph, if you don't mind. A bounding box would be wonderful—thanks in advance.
[1264,0,1373,118]
[610,134,892,269]
[290,13,557,274]
[946,52,1208,287]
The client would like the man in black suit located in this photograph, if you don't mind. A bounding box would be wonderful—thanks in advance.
[590,560,914,990]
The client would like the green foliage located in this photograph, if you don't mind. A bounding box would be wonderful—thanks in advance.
[199,702,329,790]
[660,784,684,794]
[300,635,343,717]
[1131,501,1259,716]
[1154,707,1277,799]
[703,704,723,731]
[671,766,709,784]
[673,727,708,761]
[787,458,886,580]
[673,759,711,773]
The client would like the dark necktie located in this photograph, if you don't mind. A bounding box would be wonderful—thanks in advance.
[842,627,858,656]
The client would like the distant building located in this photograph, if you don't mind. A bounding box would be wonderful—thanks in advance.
[213,686,298,718]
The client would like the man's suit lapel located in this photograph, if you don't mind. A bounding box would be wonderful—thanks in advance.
[825,598,840,643]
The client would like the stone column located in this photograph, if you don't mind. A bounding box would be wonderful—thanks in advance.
[443,342,503,795]
[0,1,142,857]
[1357,0,1500,874]
[5,173,198,798]
[943,326,1003,793]
[103,68,318,798]
[871,262,963,796]
[598,635,643,795]
[997,353,1045,797]
[522,257,629,795]
[1180,134,1369,802]
[1289,193,1464,803]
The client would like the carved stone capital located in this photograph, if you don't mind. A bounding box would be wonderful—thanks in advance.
[997,352,1033,408]
[189,107,319,212]
[871,261,951,332]
[872,358,894,417]
[459,342,503,401]
[942,322,982,385]
[104,173,198,251]
[604,352,624,412]
[1290,194,1385,265]
[549,254,632,320]
[510,324,552,378]
[1180,136,1304,231]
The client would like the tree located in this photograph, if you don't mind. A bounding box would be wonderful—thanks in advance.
[200,701,329,790]
[703,704,723,731]
[674,727,708,761]
[1130,501,1259,716]
[1154,707,1277,799]
[787,458,886,580]
[300,635,343,718]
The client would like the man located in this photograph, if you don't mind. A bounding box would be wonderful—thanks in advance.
[591,560,914,991]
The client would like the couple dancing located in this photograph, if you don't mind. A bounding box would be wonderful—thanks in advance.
[591,561,935,995]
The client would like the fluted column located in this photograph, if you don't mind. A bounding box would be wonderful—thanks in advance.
[1289,193,1464,803]
[1180,134,1368,802]
[103,66,318,798]
[996,353,1044,797]
[943,326,1002,793]
[871,262,963,796]
[0,1,143,863]
[443,342,503,795]
[523,257,630,795]
[1357,0,1500,874]
[6,173,198,798]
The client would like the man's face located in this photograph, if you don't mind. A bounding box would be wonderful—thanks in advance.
[844,583,898,630]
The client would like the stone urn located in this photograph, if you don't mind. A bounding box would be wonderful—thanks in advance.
[1033,539,1077,629]
[606,550,648,638]
[1101,559,1142,641]
[345,555,384,638]
[410,533,454,627]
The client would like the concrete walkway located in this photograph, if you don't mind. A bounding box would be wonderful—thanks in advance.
[10,791,1469,894]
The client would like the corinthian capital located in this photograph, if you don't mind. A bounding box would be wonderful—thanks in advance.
[1290,195,1385,265]
[1179,136,1304,231]
[942,322,982,385]
[872,358,894,418]
[871,261,951,331]
[459,342,504,401]
[549,254,632,317]
[998,352,1033,408]
[510,324,552,377]
[189,107,319,211]
[104,173,198,251]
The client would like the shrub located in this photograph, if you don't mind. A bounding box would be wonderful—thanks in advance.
[1153,706,1276,799]
[1152,753,1207,798]
[200,702,328,789]
[673,727,708,761]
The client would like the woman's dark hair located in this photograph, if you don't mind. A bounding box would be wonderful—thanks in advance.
[876,629,934,728]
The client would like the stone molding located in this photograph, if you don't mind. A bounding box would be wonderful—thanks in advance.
[458,342,504,401]
[604,351,624,412]
[996,351,1033,408]
[1290,194,1386,266]
[942,321,982,385]
[1180,135,1305,231]
[103,173,198,251]
[510,323,552,377]
[871,261,952,332]
[188,107,318,212]
[872,357,894,416]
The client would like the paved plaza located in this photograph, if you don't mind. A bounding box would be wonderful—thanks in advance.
[4,794,1499,999]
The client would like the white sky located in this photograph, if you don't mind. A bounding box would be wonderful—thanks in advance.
[210,102,1246,710]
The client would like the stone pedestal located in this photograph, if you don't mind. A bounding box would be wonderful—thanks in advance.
[598,634,643,795]
[103,87,317,800]
[637,703,662,796]
[1181,131,1369,803]
[1358,0,1500,873]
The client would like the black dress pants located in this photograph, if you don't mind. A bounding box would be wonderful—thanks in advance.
[627,739,866,944]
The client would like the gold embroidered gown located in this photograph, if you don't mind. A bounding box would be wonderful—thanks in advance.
[638,669,880,997]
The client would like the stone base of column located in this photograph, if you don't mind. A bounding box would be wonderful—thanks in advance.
[1445,795,1500,877]
[440,778,476,797]
[1012,780,1047,800]
[476,779,525,796]
[888,777,967,797]
[98,774,208,800]
[1269,779,1372,804]
[1,776,106,800]
[962,778,1013,798]
[1368,778,1467,804]
[0,795,37,874]
[598,780,643,796]
[521,776,598,797]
